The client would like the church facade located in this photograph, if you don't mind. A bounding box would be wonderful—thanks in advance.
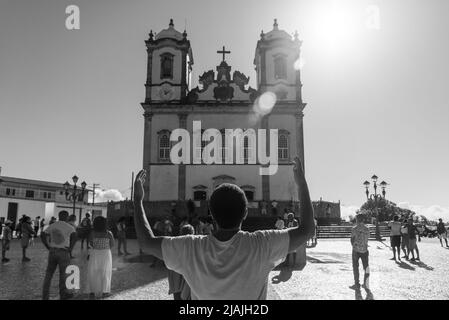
[141,19,307,218]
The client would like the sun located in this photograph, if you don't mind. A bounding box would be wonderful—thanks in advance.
[310,1,361,55]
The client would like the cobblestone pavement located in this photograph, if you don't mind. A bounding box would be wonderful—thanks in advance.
[1,237,448,300]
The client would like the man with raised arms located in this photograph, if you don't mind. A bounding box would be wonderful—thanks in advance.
[133,157,314,300]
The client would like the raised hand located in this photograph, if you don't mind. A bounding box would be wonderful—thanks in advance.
[134,169,147,202]
[293,156,304,187]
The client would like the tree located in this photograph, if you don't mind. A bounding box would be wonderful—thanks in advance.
[360,199,416,223]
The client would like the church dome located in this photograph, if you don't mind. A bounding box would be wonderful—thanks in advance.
[263,19,292,41]
[155,19,184,41]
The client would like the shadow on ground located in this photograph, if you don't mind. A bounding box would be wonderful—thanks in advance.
[351,286,375,300]
[396,261,415,271]
[409,260,434,271]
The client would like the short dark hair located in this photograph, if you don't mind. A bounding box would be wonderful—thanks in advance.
[180,224,195,235]
[356,213,365,223]
[58,211,69,221]
[93,216,107,232]
[210,183,247,229]
[394,215,399,221]
[68,214,77,222]
[86,213,91,218]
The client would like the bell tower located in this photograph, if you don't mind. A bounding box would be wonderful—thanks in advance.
[254,19,303,103]
[144,19,194,103]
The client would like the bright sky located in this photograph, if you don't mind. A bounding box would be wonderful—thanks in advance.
[1,0,448,218]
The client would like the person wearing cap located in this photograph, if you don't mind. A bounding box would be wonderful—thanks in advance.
[2,220,13,263]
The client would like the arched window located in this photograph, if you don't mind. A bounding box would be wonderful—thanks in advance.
[274,54,287,80]
[278,130,290,161]
[158,130,171,162]
[160,53,174,79]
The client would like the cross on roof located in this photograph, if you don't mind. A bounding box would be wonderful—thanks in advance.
[217,45,231,61]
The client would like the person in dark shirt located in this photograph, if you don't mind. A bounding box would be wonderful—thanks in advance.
[407,219,420,261]
[437,219,448,247]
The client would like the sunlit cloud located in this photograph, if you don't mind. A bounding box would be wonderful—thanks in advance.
[89,189,124,203]
[397,202,449,221]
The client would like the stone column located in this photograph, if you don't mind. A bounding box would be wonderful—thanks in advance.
[295,112,305,172]
[261,115,270,202]
[142,112,153,201]
[178,113,188,201]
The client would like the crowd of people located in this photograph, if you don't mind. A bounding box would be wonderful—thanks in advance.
[1,156,448,300]
[0,210,134,299]
[40,211,129,299]
[388,215,420,261]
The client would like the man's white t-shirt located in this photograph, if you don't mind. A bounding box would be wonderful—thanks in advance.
[44,221,75,249]
[162,229,290,300]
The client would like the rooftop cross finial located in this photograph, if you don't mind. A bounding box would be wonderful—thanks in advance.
[273,18,279,30]
[169,18,174,27]
[217,45,231,62]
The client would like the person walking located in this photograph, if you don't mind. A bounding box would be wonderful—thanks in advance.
[117,217,130,256]
[21,216,35,261]
[408,219,420,261]
[34,216,41,237]
[67,214,78,258]
[40,218,46,232]
[1,220,13,263]
[400,219,410,260]
[437,218,448,247]
[87,216,114,299]
[41,211,76,300]
[284,212,299,267]
[350,213,371,290]
[80,213,92,250]
[388,215,402,261]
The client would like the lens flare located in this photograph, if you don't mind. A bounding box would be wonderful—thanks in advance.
[250,92,277,125]
[254,92,277,115]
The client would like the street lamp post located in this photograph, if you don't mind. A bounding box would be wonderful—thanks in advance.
[63,175,87,223]
[363,175,388,241]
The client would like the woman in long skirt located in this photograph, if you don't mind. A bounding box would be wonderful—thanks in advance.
[87,216,114,299]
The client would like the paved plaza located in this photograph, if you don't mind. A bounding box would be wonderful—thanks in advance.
[1,237,448,300]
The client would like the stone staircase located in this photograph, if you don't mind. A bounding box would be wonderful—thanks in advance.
[317,224,390,239]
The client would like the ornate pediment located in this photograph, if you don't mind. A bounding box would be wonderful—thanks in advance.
[187,61,258,104]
